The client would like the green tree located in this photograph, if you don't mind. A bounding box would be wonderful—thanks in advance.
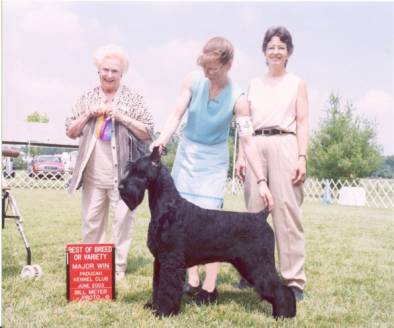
[160,134,179,170]
[308,93,383,181]
[25,111,49,123]
[372,155,394,178]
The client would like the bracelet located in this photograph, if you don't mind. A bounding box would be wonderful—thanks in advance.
[257,178,267,185]
[298,154,307,160]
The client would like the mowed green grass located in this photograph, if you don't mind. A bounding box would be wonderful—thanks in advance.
[2,190,394,328]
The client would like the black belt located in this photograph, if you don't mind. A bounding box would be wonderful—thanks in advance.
[254,128,295,136]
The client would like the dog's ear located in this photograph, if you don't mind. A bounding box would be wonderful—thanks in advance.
[150,146,161,166]
[125,160,138,174]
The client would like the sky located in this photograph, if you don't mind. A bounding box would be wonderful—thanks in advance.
[2,1,394,154]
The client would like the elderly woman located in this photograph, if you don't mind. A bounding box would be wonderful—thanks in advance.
[235,26,309,301]
[153,37,273,305]
[66,44,154,281]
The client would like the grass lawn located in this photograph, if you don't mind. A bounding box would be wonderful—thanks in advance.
[2,190,394,327]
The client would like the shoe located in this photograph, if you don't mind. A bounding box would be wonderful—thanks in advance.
[290,286,304,301]
[233,277,253,290]
[183,282,202,296]
[115,271,125,282]
[192,288,218,305]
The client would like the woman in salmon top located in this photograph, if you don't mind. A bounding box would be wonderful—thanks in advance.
[235,26,309,301]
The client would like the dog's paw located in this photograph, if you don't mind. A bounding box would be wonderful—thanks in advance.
[152,309,169,318]
[144,302,153,309]
[152,308,179,318]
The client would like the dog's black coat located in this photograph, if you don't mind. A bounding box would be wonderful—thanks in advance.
[119,148,296,319]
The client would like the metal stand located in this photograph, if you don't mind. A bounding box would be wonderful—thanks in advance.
[2,188,42,278]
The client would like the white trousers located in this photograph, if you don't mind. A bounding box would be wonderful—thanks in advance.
[81,182,136,273]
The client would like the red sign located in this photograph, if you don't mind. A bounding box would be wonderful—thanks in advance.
[66,244,115,301]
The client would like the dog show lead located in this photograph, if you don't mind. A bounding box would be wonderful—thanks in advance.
[152,36,273,305]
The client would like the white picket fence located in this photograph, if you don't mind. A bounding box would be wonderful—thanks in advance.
[2,170,394,209]
[2,171,71,190]
[225,177,394,209]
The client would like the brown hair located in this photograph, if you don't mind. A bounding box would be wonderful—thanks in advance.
[197,36,234,66]
[262,26,294,55]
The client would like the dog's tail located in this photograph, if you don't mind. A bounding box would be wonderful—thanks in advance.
[256,209,269,221]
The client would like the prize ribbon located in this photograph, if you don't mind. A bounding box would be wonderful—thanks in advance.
[95,113,113,141]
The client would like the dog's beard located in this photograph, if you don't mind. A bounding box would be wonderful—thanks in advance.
[119,180,146,211]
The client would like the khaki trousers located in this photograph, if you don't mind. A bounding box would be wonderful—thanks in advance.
[81,182,136,273]
[244,134,306,290]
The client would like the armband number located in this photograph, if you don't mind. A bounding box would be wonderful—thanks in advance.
[236,116,254,137]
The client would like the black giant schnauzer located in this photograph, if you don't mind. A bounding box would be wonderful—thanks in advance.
[118,147,296,319]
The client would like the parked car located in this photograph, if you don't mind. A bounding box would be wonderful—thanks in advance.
[28,155,65,179]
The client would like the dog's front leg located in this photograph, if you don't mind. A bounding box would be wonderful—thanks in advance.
[152,253,185,317]
[144,258,160,310]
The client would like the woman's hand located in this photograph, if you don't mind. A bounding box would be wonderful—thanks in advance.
[258,182,274,212]
[109,108,124,122]
[292,157,307,186]
[150,139,167,155]
[91,102,111,118]
[84,104,101,119]
[66,109,96,139]
[235,157,246,182]
[104,104,152,141]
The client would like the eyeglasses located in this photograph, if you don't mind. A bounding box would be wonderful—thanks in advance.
[203,64,224,74]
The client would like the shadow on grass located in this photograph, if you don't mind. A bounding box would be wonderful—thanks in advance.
[209,289,272,316]
[216,266,241,284]
[122,289,151,305]
[127,255,152,274]
[121,262,273,316]
[121,286,272,317]
[2,264,22,279]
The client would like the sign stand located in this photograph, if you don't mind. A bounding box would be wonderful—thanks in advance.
[66,243,115,301]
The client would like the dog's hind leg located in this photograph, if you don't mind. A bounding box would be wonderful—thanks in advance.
[152,254,185,317]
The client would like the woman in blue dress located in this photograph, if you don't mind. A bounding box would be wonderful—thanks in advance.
[152,37,273,305]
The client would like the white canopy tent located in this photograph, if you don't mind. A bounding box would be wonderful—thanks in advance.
[2,122,78,148]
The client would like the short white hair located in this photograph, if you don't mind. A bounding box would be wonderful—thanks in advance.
[93,44,129,74]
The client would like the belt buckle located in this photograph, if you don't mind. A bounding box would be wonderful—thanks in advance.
[267,129,276,135]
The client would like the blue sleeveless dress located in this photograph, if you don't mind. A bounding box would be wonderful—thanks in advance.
[171,71,242,209]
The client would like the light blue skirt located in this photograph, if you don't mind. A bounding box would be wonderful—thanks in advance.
[171,136,228,210]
